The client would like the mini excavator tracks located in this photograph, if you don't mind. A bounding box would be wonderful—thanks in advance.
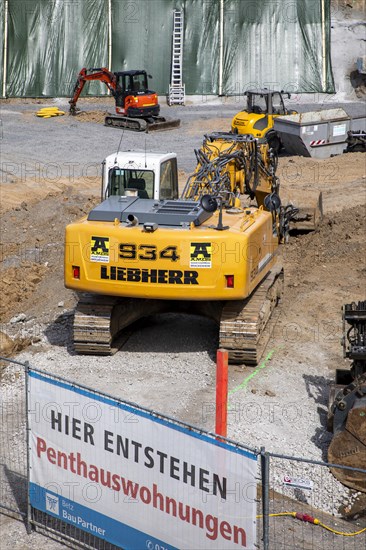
[219,263,284,365]
[104,114,180,132]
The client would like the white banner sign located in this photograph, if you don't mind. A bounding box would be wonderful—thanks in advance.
[28,370,257,549]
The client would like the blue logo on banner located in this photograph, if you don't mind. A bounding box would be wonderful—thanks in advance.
[45,493,59,515]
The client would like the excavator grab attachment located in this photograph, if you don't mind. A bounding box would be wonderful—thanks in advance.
[327,301,366,493]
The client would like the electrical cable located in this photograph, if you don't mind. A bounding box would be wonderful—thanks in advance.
[256,511,366,537]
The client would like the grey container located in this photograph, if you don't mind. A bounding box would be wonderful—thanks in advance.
[274,109,366,159]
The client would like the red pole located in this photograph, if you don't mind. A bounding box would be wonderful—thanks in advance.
[216,348,228,437]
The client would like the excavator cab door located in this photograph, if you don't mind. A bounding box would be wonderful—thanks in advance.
[271,92,286,115]
[159,158,179,200]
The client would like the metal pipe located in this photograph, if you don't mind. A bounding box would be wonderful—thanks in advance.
[2,0,8,98]
[260,448,270,550]
[127,213,139,225]
[218,0,224,96]
[108,0,112,70]
[25,361,32,534]
[321,0,326,91]
[107,0,112,96]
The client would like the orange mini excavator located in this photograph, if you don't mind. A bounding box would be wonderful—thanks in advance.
[69,67,180,132]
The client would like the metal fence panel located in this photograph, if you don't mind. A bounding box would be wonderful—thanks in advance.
[266,454,366,549]
[2,355,365,550]
[0,359,27,519]
[27,365,260,549]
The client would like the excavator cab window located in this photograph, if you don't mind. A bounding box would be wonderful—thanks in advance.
[108,168,154,198]
[247,93,268,115]
[131,73,148,94]
[159,159,179,200]
[120,73,148,95]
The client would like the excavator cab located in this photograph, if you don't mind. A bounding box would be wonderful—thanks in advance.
[114,71,150,101]
[102,152,179,201]
[112,70,159,118]
[246,90,288,116]
[232,89,296,152]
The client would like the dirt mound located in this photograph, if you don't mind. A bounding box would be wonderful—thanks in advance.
[0,185,100,324]
[0,263,48,320]
[73,110,108,124]
[287,205,365,269]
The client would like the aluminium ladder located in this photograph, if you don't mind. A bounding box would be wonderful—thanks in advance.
[168,10,185,106]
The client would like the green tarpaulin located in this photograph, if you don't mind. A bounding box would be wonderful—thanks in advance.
[0,1,4,96]
[1,0,334,97]
[6,0,108,96]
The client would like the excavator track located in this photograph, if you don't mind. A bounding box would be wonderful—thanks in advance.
[104,114,180,132]
[219,263,283,365]
[104,115,147,132]
[73,294,164,355]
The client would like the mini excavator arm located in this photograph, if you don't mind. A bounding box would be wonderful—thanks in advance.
[69,68,119,114]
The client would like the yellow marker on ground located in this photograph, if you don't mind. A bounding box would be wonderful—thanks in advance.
[36,107,65,118]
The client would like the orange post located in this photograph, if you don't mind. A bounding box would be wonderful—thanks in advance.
[216,348,228,437]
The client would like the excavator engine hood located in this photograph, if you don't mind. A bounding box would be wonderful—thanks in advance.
[87,196,213,227]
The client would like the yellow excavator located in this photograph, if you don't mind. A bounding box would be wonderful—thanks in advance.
[64,133,296,364]
[231,89,297,152]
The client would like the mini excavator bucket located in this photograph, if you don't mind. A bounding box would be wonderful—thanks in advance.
[327,301,366,493]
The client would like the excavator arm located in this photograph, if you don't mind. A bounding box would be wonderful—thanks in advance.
[69,67,119,114]
[181,133,279,203]
[181,132,294,241]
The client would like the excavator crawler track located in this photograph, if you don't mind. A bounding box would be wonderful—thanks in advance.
[219,263,283,365]
[104,115,147,132]
[104,114,180,132]
[73,294,164,355]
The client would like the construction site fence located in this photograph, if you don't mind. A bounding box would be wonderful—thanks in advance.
[1,356,365,550]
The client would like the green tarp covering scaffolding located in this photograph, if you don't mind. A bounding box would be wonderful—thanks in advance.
[1,0,334,97]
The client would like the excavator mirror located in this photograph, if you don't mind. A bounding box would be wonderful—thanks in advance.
[200,194,218,213]
[148,74,152,79]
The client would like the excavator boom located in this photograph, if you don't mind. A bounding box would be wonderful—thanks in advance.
[69,67,118,114]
